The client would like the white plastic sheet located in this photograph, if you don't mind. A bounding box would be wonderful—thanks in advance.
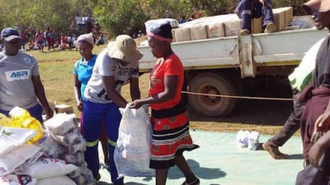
[114,105,154,177]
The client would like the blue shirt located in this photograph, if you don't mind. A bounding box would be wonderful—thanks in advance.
[73,54,97,100]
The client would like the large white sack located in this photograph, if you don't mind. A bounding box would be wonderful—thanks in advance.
[36,176,75,185]
[0,144,41,176]
[114,105,154,177]
[52,128,81,147]
[0,174,37,185]
[36,130,64,159]
[17,158,78,179]
[0,128,37,157]
[145,18,179,34]
[44,114,77,135]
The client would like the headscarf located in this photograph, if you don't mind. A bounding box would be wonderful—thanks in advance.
[77,33,94,46]
[148,23,173,43]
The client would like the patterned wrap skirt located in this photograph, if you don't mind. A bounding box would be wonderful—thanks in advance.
[149,102,199,169]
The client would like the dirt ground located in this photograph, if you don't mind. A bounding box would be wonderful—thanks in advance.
[187,77,296,136]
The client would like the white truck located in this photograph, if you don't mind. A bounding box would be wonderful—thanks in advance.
[137,28,328,117]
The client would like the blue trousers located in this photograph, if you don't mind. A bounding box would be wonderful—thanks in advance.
[236,0,274,32]
[0,103,43,124]
[82,100,123,184]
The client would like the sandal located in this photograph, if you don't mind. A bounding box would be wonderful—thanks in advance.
[262,142,287,159]
[182,177,200,185]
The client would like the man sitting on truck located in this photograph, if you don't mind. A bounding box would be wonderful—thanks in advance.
[235,0,276,35]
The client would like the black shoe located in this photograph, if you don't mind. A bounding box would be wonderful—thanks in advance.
[182,177,200,185]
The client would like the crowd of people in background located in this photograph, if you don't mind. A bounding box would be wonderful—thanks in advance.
[9,12,106,53]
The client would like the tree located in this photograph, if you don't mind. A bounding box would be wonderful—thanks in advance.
[93,0,148,37]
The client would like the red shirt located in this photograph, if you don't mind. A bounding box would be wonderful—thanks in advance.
[149,53,183,110]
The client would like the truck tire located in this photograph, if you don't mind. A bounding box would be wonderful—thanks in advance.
[188,72,238,117]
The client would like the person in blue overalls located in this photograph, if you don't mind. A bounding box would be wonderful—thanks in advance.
[82,35,143,184]
[235,0,276,35]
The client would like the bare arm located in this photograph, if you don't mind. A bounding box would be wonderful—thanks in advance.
[130,77,141,101]
[314,99,330,133]
[102,76,127,108]
[73,74,83,111]
[130,75,178,109]
[32,75,53,119]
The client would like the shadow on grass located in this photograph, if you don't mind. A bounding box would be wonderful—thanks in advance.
[168,159,226,180]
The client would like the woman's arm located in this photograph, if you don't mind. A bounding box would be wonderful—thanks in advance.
[73,74,83,111]
[130,77,141,101]
[130,75,178,109]
[102,76,128,108]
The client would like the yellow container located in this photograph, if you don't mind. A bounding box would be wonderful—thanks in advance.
[9,107,44,143]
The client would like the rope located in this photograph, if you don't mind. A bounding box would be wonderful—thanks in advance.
[181,91,293,101]
[44,88,293,101]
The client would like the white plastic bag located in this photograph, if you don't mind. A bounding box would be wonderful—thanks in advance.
[68,162,88,179]
[236,130,249,148]
[248,131,260,150]
[0,174,37,185]
[114,105,154,177]
[65,139,86,154]
[17,158,78,179]
[44,114,77,135]
[36,176,75,185]
[36,130,64,158]
[62,152,84,165]
[0,128,37,157]
[0,144,41,176]
[52,129,80,146]
[72,168,95,185]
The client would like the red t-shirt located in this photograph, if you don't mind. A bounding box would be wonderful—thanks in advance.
[149,53,183,110]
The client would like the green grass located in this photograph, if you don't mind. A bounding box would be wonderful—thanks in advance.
[28,44,107,62]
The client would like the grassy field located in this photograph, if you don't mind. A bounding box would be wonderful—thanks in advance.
[29,45,106,62]
[31,44,295,135]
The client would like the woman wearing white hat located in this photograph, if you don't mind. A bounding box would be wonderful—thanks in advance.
[82,35,142,184]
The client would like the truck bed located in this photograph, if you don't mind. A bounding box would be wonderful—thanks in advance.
[138,28,328,76]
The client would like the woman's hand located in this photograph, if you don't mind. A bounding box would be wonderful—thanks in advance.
[77,101,83,112]
[130,99,144,109]
[315,112,330,133]
[44,106,54,120]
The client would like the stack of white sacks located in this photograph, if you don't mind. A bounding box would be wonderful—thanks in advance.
[0,113,95,185]
[44,114,94,185]
[0,127,77,185]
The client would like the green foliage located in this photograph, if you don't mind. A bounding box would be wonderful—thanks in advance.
[0,0,310,39]
[93,0,148,36]
[0,0,92,40]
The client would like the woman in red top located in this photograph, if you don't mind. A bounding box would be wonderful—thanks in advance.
[131,23,199,185]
